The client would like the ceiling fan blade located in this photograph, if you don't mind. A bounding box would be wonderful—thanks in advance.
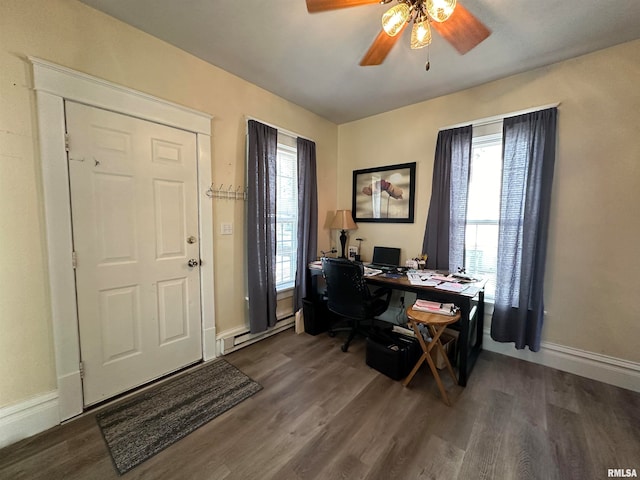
[360,25,407,66]
[431,3,491,55]
[306,0,381,13]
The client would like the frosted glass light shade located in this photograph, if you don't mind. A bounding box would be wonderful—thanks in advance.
[382,3,410,36]
[426,0,456,23]
[410,19,432,49]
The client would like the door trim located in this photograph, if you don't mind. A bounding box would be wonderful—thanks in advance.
[30,57,216,421]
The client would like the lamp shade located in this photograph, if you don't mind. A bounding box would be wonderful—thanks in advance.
[331,210,357,230]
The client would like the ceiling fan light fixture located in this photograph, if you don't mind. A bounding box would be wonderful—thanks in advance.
[410,18,432,49]
[381,3,410,37]
[425,0,456,23]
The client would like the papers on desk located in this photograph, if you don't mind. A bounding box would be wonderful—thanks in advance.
[460,285,482,297]
[431,274,454,283]
[407,273,440,287]
[364,266,383,277]
[407,272,470,289]
[435,282,468,293]
[309,261,323,270]
[405,271,486,297]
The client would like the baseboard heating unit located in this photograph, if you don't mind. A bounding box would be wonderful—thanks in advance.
[218,316,295,355]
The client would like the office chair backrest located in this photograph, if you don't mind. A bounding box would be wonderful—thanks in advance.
[321,257,370,319]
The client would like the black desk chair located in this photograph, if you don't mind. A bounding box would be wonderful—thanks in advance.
[321,257,392,352]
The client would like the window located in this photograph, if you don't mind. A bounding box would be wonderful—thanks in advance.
[465,131,502,298]
[274,142,298,290]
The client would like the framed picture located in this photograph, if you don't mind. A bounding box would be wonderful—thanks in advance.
[352,162,416,223]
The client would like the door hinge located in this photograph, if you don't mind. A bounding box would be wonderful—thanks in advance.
[65,133,70,152]
[72,251,77,269]
[79,361,85,379]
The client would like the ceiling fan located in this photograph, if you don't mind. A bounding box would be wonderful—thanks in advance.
[305,0,491,69]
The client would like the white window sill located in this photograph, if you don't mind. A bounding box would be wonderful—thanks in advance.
[276,287,294,300]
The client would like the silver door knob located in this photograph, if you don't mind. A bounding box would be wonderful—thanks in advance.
[187,259,200,267]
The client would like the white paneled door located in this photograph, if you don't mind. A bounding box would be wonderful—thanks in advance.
[66,102,202,406]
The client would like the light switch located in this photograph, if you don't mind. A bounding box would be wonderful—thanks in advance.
[221,223,233,235]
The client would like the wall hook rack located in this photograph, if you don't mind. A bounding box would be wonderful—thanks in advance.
[205,183,247,201]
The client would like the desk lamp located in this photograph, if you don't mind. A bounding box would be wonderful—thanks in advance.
[331,210,358,258]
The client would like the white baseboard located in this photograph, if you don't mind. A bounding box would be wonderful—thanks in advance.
[0,391,59,449]
[482,329,640,393]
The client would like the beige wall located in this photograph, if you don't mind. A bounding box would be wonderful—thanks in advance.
[0,0,338,408]
[339,39,640,363]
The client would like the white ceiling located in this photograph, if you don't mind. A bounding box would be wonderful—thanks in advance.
[78,0,640,124]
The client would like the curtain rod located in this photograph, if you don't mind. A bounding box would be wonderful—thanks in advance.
[244,115,315,143]
[439,102,561,131]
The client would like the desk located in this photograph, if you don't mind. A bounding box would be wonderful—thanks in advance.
[307,265,485,387]
[365,274,485,387]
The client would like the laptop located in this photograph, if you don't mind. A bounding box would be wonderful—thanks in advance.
[367,246,401,271]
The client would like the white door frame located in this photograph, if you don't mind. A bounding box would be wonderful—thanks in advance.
[30,57,216,421]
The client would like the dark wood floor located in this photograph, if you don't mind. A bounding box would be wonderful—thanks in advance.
[1,329,639,479]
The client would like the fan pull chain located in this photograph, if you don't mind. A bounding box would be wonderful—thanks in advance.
[425,45,431,71]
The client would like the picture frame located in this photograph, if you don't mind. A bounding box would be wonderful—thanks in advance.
[352,162,416,223]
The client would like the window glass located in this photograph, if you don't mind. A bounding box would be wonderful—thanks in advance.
[275,143,298,290]
[465,132,502,298]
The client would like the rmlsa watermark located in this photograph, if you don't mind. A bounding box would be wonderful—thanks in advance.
[608,469,638,478]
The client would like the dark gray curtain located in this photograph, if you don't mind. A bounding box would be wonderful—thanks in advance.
[422,125,472,270]
[247,120,278,334]
[293,137,318,312]
[491,107,557,351]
